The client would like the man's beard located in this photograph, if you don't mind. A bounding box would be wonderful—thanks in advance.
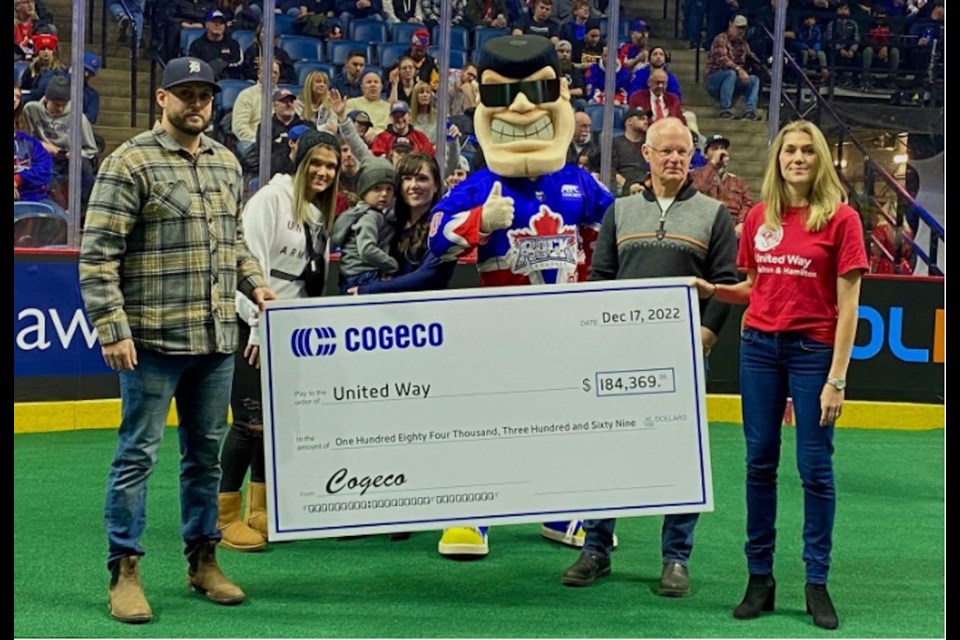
[168,110,211,136]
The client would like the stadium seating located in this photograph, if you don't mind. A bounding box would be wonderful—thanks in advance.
[392,22,427,45]
[433,24,469,50]
[232,29,255,53]
[275,13,295,36]
[15,62,29,86]
[473,27,509,51]
[279,35,324,61]
[429,47,468,69]
[349,19,389,44]
[180,27,204,55]
[328,40,370,66]
[376,42,410,70]
[295,61,336,85]
[216,79,254,112]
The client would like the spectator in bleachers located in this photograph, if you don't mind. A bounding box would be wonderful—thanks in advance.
[627,46,683,100]
[332,50,367,99]
[240,22,296,86]
[684,0,706,48]
[466,0,509,29]
[706,0,738,45]
[410,81,451,145]
[826,1,861,86]
[793,13,830,81]
[383,0,424,24]
[691,133,753,236]
[370,100,435,156]
[233,60,281,154]
[705,14,763,120]
[345,71,391,132]
[338,133,361,195]
[108,0,145,48]
[628,68,686,124]
[573,18,604,67]
[583,55,630,105]
[347,108,374,143]
[404,27,441,91]
[906,1,943,72]
[14,84,65,216]
[297,0,337,19]
[558,0,592,49]
[421,0,467,29]
[164,0,215,61]
[513,0,561,44]
[448,62,479,116]
[566,110,599,165]
[298,70,337,131]
[907,0,931,18]
[188,10,243,80]
[445,156,469,188]
[861,5,900,89]
[868,218,913,274]
[556,40,586,111]
[336,0,385,28]
[82,52,101,125]
[263,88,308,174]
[14,0,57,61]
[611,106,650,195]
[23,76,97,208]
[19,33,65,94]
[387,55,419,106]
[617,19,650,73]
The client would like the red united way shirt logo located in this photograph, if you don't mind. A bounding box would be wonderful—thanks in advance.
[753,224,784,252]
[507,207,580,276]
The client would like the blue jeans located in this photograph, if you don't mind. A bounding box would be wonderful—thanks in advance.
[109,0,145,47]
[105,349,235,569]
[739,328,835,584]
[706,69,759,113]
[583,513,699,563]
[684,0,705,44]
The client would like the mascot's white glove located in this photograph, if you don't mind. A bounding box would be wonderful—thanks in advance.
[480,181,515,232]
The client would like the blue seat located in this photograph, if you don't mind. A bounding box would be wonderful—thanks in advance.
[279,35,323,61]
[473,27,509,51]
[349,18,388,44]
[14,201,68,248]
[180,27,204,55]
[232,29,255,52]
[376,42,409,70]
[429,47,468,69]
[392,22,427,44]
[295,61,336,85]
[216,79,254,112]
[327,40,370,66]
[15,61,29,86]
[617,19,632,40]
[613,105,625,130]
[432,24,469,50]
[275,13,295,36]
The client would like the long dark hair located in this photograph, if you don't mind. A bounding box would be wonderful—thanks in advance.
[393,152,443,266]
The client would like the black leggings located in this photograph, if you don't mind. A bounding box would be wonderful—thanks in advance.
[220,318,265,492]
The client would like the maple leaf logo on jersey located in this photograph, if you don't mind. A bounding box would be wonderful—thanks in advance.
[507,206,580,276]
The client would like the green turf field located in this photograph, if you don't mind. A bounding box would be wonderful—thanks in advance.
[14,423,944,638]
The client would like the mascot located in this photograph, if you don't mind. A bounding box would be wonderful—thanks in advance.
[428,34,615,558]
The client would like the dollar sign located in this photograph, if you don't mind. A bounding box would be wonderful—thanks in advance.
[582,378,592,392]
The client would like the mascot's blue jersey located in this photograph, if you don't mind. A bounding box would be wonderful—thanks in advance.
[428,165,614,286]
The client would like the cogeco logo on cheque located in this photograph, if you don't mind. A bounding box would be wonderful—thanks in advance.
[290,323,444,357]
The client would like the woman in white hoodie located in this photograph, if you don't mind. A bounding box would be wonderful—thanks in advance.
[219,130,342,552]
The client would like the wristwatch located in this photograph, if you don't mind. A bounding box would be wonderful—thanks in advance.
[826,378,847,391]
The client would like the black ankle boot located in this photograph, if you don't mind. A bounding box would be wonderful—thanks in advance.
[805,583,839,629]
[733,574,776,619]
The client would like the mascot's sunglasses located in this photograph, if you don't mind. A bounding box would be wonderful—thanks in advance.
[479,78,561,108]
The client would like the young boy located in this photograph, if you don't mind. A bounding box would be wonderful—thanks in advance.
[331,157,399,294]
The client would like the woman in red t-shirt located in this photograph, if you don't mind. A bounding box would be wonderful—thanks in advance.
[693,120,867,631]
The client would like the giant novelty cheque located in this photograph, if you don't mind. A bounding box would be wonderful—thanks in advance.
[259,278,713,541]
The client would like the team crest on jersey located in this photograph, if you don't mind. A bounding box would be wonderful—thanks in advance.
[754,224,784,252]
[507,206,579,274]
[560,184,582,199]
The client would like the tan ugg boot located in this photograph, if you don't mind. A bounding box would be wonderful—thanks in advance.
[218,492,266,552]
[187,542,246,605]
[108,556,153,623]
[245,482,268,537]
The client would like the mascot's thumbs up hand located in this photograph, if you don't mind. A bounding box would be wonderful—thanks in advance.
[480,181,515,232]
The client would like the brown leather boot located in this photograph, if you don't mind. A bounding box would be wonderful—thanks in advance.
[187,542,245,605]
[245,482,268,537]
[108,556,153,623]
[218,492,266,552]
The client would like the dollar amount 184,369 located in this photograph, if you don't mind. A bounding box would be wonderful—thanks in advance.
[582,368,677,397]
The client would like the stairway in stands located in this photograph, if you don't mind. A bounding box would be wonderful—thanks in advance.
[625,0,769,193]
[44,0,153,154]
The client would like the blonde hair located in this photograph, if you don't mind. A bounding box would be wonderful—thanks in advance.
[409,81,435,120]
[291,142,341,234]
[760,120,847,232]
[298,70,330,121]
